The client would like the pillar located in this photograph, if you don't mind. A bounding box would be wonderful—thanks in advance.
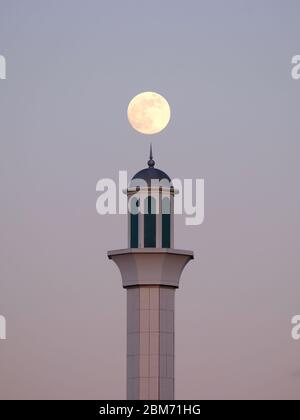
[127,285,175,400]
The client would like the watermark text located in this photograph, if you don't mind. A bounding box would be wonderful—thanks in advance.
[0,315,6,339]
[291,315,300,340]
[0,55,6,80]
[96,171,204,226]
[291,55,300,80]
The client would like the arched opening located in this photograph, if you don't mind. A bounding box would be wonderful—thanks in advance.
[144,196,156,247]
[130,197,139,248]
[162,197,171,248]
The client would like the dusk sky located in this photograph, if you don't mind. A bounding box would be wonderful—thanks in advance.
[0,0,300,399]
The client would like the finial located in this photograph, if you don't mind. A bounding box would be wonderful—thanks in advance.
[148,143,155,167]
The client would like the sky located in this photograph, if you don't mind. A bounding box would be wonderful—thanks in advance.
[0,0,300,399]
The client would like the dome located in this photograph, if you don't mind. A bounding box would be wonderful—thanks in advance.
[129,145,172,188]
[132,167,171,184]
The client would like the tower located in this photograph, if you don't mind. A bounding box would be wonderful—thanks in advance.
[108,146,193,400]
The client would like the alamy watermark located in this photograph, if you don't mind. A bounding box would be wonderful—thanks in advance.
[291,55,300,80]
[0,55,6,79]
[96,171,204,226]
[291,315,300,340]
[0,315,6,340]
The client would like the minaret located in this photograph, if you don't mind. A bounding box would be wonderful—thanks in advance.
[108,146,193,400]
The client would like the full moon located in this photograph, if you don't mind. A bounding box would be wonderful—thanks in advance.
[127,91,171,135]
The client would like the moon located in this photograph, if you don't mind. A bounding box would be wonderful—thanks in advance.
[127,91,171,135]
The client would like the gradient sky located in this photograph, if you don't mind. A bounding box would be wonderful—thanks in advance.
[0,0,300,399]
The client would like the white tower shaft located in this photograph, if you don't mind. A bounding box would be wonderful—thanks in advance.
[127,285,175,399]
[108,248,192,400]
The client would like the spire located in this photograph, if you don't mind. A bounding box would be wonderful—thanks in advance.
[148,143,155,167]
